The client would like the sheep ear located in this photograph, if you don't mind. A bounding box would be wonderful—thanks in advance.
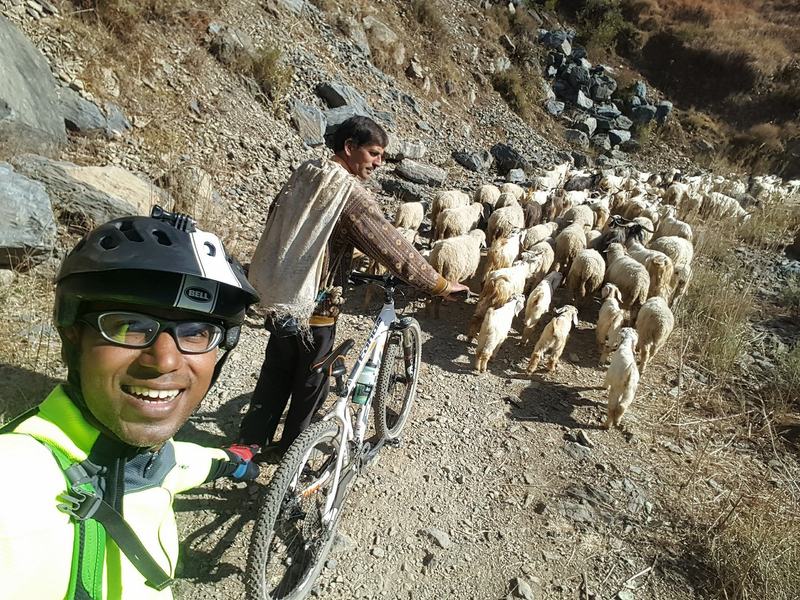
[572,312,579,327]
[555,306,566,315]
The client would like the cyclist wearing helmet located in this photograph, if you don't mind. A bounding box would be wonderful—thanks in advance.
[0,208,260,599]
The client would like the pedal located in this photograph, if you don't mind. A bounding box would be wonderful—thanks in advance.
[385,438,402,448]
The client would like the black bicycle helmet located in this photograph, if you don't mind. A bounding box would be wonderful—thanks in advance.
[55,207,258,385]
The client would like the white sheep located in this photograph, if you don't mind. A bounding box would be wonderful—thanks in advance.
[671,264,692,306]
[596,283,625,362]
[475,294,525,373]
[500,182,525,201]
[431,189,470,225]
[563,203,595,231]
[648,236,694,275]
[604,243,650,317]
[486,202,525,245]
[626,240,675,300]
[553,222,587,274]
[525,241,554,288]
[427,229,486,318]
[635,296,674,373]
[522,271,563,345]
[586,229,602,250]
[521,222,558,250]
[604,327,639,429]
[393,201,425,230]
[566,248,605,307]
[468,254,542,339]
[495,191,520,209]
[654,207,693,242]
[483,231,521,280]
[474,184,501,207]
[701,191,749,222]
[527,304,579,374]
[435,202,484,240]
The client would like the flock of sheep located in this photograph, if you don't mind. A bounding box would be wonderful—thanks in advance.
[365,164,790,428]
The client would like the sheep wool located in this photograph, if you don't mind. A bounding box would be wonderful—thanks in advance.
[604,327,640,428]
[475,294,525,373]
[634,296,674,373]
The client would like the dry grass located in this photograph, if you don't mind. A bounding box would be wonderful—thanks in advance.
[249,46,294,106]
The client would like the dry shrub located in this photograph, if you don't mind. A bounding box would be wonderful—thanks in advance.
[676,224,753,378]
[249,46,294,106]
[491,68,537,120]
[706,493,800,600]
[411,0,448,39]
[737,198,800,249]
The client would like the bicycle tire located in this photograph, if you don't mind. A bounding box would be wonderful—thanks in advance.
[245,419,343,600]
[374,318,421,441]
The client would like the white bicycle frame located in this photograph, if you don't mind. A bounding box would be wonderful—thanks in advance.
[292,299,399,525]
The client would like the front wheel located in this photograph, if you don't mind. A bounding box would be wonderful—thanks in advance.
[374,318,422,441]
[245,419,343,600]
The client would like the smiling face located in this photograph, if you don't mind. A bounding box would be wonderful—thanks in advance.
[74,306,217,448]
[338,141,384,181]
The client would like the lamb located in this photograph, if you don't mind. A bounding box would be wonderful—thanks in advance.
[468,254,542,338]
[527,305,579,374]
[393,201,425,230]
[604,327,640,429]
[701,191,749,222]
[522,271,563,345]
[566,248,605,307]
[635,296,674,373]
[427,229,485,318]
[435,202,484,240]
[588,199,610,231]
[525,241,554,287]
[475,294,525,373]
[596,283,625,362]
[654,207,693,242]
[648,236,694,274]
[604,243,650,317]
[486,202,525,244]
[474,184,501,207]
[671,264,692,306]
[521,222,558,250]
[483,231,522,279]
[553,222,587,274]
[431,189,470,225]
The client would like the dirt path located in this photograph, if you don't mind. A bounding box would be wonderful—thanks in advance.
[173,286,709,600]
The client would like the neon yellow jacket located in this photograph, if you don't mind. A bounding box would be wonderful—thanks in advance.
[0,385,230,599]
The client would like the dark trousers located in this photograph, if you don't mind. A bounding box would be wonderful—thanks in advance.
[238,321,336,450]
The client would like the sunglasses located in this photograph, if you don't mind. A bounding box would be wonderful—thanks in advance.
[79,311,226,354]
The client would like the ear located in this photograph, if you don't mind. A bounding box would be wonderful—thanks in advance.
[572,312,579,327]
[61,325,82,346]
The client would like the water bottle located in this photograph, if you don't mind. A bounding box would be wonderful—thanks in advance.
[352,362,378,405]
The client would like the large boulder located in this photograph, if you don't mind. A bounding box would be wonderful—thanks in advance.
[207,22,255,66]
[573,115,597,137]
[630,104,657,124]
[10,154,169,227]
[58,86,106,135]
[381,177,428,203]
[394,159,446,187]
[290,101,326,147]
[0,162,56,268]
[316,81,371,113]
[385,136,426,162]
[490,143,529,175]
[452,149,493,173]
[565,129,590,148]
[0,15,66,158]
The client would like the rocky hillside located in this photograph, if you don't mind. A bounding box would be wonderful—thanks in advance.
[0,1,799,599]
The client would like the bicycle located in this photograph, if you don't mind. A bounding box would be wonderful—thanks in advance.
[245,271,423,600]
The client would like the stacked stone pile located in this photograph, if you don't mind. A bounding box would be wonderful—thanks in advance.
[539,29,673,153]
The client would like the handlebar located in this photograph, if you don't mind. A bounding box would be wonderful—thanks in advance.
[348,271,404,289]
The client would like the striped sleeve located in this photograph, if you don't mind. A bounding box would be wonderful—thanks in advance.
[341,184,449,296]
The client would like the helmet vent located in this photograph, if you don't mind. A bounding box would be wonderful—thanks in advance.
[152,229,172,246]
[119,220,144,242]
[203,241,217,257]
[99,235,119,250]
